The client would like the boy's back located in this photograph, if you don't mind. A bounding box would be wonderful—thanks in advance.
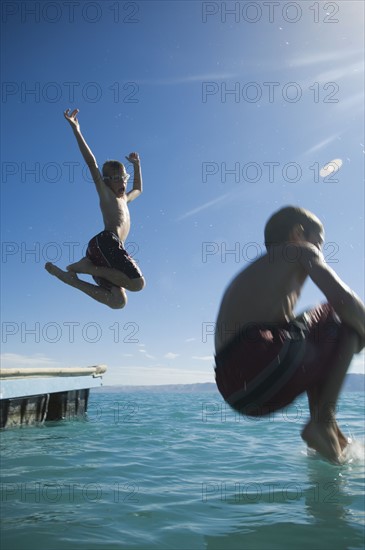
[215,245,309,353]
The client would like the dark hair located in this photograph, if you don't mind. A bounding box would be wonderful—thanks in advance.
[102,160,126,176]
[264,206,323,250]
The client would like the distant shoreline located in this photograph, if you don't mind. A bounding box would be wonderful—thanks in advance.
[94,374,365,393]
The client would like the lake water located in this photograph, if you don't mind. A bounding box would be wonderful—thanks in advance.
[1,391,364,550]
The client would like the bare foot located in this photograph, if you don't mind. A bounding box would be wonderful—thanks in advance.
[66,257,95,274]
[301,421,342,464]
[45,263,80,286]
[335,423,349,452]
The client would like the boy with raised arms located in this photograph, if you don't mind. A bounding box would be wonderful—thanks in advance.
[46,109,145,309]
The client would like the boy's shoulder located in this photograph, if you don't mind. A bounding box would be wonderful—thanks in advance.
[232,243,325,288]
[236,242,324,286]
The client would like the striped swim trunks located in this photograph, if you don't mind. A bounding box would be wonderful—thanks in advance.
[214,303,341,416]
[86,230,142,289]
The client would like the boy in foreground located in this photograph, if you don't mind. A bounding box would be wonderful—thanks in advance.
[214,206,364,463]
[45,109,145,309]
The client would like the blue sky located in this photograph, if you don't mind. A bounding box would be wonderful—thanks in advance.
[1,1,364,384]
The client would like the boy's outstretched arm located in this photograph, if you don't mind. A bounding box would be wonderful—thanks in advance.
[299,244,365,350]
[125,152,142,203]
[64,108,103,189]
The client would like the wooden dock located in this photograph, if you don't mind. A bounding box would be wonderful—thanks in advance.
[0,365,107,428]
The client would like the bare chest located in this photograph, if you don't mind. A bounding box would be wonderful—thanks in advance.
[100,195,131,241]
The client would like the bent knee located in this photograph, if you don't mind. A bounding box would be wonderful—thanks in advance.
[129,277,145,292]
[338,323,363,353]
[109,288,127,309]
[109,301,126,310]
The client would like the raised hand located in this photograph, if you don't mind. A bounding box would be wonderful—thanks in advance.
[64,108,80,132]
[125,152,140,165]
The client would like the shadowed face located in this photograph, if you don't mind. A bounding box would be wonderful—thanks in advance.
[291,224,325,251]
[306,228,325,251]
[103,163,129,197]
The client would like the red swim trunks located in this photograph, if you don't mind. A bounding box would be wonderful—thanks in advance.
[214,303,342,416]
[86,231,142,290]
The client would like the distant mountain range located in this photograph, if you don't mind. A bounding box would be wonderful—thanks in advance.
[95,374,364,393]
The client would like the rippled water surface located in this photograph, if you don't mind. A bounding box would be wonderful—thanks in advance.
[1,391,364,550]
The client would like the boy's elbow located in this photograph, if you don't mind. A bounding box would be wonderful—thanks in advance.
[331,291,365,334]
[128,189,142,202]
[329,288,358,311]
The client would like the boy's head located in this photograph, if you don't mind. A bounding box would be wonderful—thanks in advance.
[264,206,324,251]
[102,160,130,196]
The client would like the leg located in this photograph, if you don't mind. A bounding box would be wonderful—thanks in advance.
[307,387,348,451]
[67,257,145,292]
[45,263,127,309]
[301,325,358,463]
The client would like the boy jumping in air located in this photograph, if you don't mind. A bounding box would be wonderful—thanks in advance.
[45,109,145,309]
[214,206,364,464]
